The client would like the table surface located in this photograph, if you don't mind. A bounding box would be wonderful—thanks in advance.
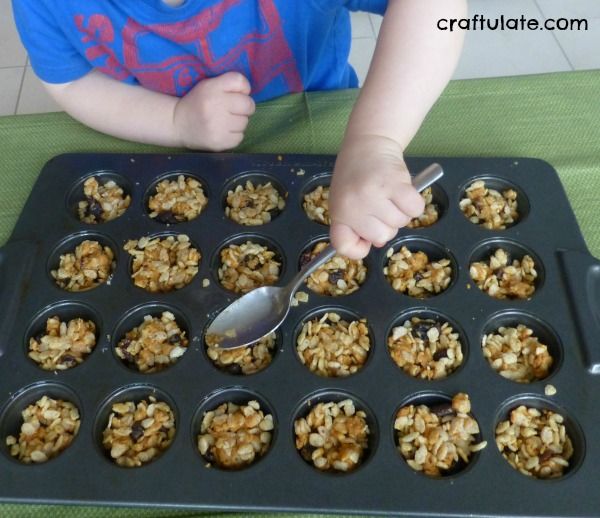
[0,70,599,517]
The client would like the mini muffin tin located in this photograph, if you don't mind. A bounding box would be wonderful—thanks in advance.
[0,153,599,516]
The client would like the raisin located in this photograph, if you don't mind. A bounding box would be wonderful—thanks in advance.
[203,449,216,463]
[539,450,553,463]
[119,338,131,348]
[242,254,259,268]
[155,210,179,224]
[432,349,448,361]
[495,268,505,280]
[299,251,313,268]
[414,272,424,282]
[117,340,135,364]
[130,421,144,442]
[61,354,77,367]
[300,444,316,462]
[225,363,242,375]
[85,196,103,219]
[429,403,455,418]
[168,334,181,345]
[328,269,344,284]
[268,207,281,218]
[413,323,431,341]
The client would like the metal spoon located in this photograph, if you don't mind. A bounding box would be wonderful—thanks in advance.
[206,163,444,349]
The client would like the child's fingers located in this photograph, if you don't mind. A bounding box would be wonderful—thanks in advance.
[343,216,396,248]
[216,71,252,95]
[228,93,255,116]
[375,200,412,229]
[227,114,250,133]
[391,183,426,218]
[330,222,371,259]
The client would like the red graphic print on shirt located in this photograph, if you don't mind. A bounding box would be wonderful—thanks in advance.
[74,0,303,97]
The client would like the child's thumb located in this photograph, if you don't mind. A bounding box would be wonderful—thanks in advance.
[330,222,371,259]
[214,71,252,95]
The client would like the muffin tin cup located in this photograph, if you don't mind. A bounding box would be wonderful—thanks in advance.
[221,171,288,225]
[459,175,531,228]
[66,171,133,224]
[0,153,599,516]
[391,391,484,478]
[0,381,82,465]
[469,237,546,295]
[210,232,287,293]
[190,386,277,470]
[111,302,193,375]
[494,394,585,480]
[142,170,212,224]
[481,309,563,383]
[386,307,469,379]
[92,383,179,468]
[291,388,378,476]
[292,305,375,379]
[382,236,458,299]
[24,301,103,371]
[47,231,118,292]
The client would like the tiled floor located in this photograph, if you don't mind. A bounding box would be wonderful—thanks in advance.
[1,0,599,116]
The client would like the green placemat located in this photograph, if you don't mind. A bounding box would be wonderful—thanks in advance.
[0,70,599,517]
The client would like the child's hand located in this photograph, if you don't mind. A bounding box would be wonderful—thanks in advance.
[173,72,255,151]
[329,135,425,259]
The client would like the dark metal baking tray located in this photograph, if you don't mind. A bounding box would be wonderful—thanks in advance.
[0,153,599,516]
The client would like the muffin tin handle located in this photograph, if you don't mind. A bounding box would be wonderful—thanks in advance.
[557,249,600,374]
[0,241,37,359]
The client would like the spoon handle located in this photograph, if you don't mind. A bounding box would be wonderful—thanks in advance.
[286,163,444,299]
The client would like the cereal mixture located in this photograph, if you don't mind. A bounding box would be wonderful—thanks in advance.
[148,175,208,224]
[102,396,176,468]
[459,180,518,229]
[225,181,286,225]
[78,176,130,224]
[384,246,452,298]
[407,188,439,228]
[197,400,274,469]
[470,248,537,299]
[296,312,370,377]
[294,399,369,472]
[496,406,573,478]
[51,240,114,291]
[124,234,200,292]
[482,325,553,382]
[395,393,487,476]
[388,317,463,380]
[290,290,310,307]
[303,185,330,224]
[218,241,280,293]
[206,332,276,375]
[116,312,189,373]
[5,396,80,464]
[29,316,96,371]
[302,241,366,296]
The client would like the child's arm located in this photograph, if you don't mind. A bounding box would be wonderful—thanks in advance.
[329,0,467,258]
[43,70,255,151]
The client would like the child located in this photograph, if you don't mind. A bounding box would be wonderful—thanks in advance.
[13,0,466,259]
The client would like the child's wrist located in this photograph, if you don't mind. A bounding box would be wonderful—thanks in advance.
[342,130,405,155]
[170,97,187,148]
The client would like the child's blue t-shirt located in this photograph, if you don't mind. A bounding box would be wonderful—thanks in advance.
[13,0,387,102]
